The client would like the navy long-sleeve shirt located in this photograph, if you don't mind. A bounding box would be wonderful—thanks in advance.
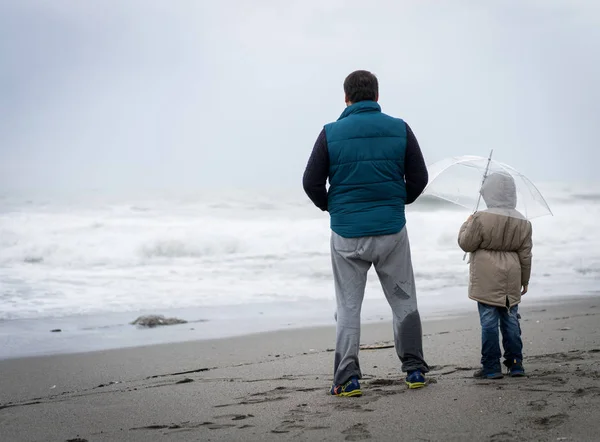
[302,122,429,211]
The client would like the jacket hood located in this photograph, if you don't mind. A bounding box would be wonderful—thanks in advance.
[481,172,517,209]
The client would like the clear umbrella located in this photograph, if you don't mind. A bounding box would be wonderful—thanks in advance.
[423,151,553,220]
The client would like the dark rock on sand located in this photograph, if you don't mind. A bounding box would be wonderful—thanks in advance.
[130,315,187,328]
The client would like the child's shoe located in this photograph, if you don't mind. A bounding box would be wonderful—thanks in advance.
[508,359,525,377]
[473,368,504,379]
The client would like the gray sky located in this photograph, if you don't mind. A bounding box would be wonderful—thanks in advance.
[1,0,598,193]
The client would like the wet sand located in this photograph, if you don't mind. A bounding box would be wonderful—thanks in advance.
[1,296,599,442]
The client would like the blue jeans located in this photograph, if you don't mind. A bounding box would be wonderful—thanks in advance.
[478,302,523,373]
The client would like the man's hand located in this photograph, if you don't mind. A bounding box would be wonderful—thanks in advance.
[521,285,528,295]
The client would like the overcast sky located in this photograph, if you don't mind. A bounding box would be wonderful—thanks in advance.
[1,0,598,193]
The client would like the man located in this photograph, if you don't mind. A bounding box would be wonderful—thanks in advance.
[302,70,430,396]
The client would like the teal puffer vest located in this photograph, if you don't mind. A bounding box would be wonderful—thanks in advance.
[325,101,407,238]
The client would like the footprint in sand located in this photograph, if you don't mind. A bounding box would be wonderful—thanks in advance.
[527,399,547,411]
[271,420,305,434]
[335,402,369,412]
[215,385,323,410]
[213,413,254,421]
[573,386,600,397]
[270,403,331,434]
[236,385,323,407]
[130,421,236,431]
[342,423,372,441]
[529,413,569,429]
[368,379,401,386]
[489,431,516,441]
[199,423,237,430]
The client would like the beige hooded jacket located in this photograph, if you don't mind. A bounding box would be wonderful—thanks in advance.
[458,173,533,308]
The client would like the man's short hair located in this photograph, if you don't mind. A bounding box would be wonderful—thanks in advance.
[343,70,378,103]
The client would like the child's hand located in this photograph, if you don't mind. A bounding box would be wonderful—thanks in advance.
[521,285,528,295]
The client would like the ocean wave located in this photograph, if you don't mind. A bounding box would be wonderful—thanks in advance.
[1,187,599,321]
[139,237,240,259]
[572,193,600,202]
[130,206,152,212]
[575,266,600,276]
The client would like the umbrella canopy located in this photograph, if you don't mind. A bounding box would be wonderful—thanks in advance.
[423,155,553,220]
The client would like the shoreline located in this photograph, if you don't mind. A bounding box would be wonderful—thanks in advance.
[1,290,598,361]
[1,294,598,393]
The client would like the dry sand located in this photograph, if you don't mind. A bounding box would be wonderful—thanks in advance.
[1,296,599,442]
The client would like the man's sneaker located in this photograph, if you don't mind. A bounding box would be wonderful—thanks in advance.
[508,359,525,377]
[405,370,426,389]
[473,368,504,379]
[330,377,362,397]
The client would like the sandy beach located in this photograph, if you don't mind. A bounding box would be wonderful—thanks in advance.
[1,295,599,442]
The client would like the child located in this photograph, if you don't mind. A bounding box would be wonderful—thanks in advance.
[458,172,533,379]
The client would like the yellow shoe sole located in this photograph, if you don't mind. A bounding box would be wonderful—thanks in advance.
[331,389,363,397]
[405,381,426,389]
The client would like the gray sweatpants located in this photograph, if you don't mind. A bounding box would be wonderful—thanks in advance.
[331,226,429,385]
